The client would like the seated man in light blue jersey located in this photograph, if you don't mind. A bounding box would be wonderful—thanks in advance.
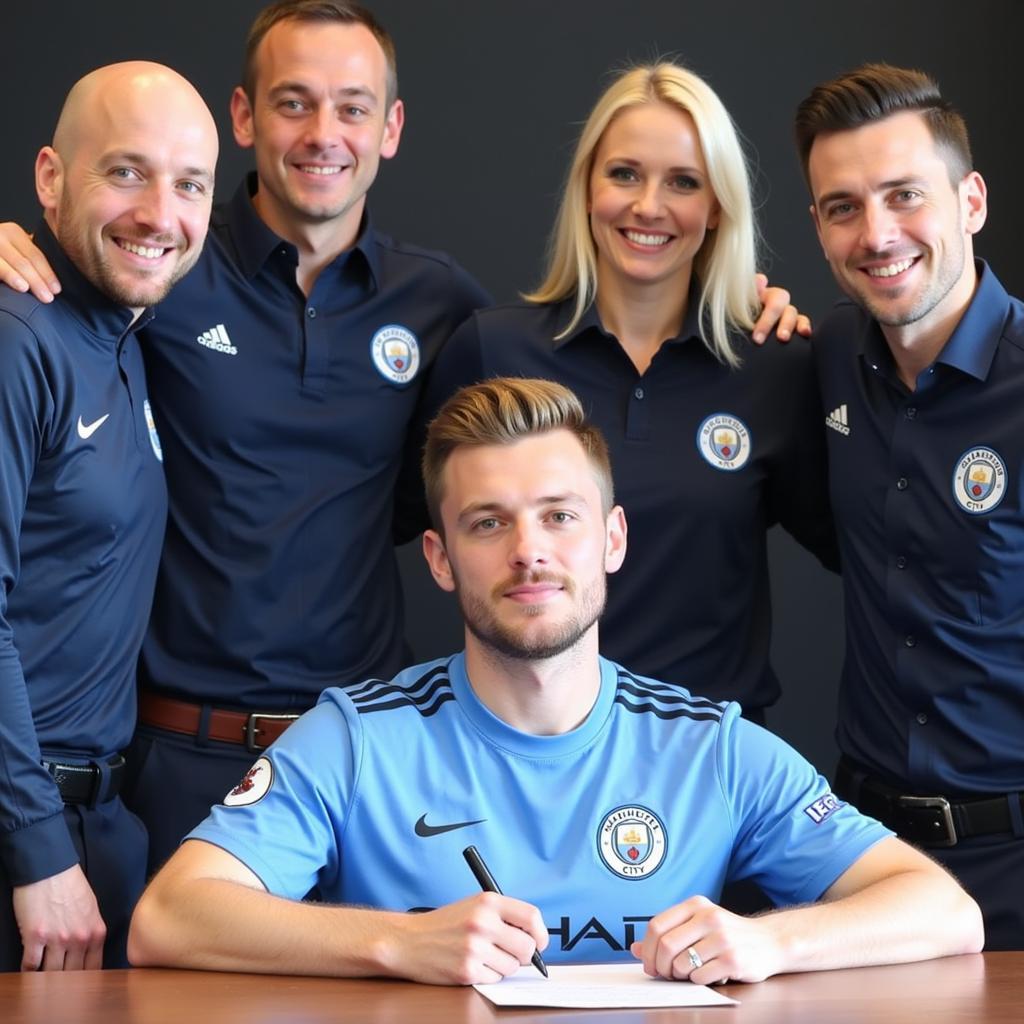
[128,378,982,985]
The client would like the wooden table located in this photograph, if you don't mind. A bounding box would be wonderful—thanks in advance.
[4,953,1020,1023]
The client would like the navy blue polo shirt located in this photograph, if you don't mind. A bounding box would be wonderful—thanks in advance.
[0,223,167,885]
[427,294,836,711]
[138,175,489,709]
[816,261,1024,795]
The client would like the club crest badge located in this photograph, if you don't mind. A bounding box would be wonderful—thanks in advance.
[696,413,751,471]
[597,805,667,879]
[223,756,274,807]
[952,447,1006,514]
[143,399,163,462]
[370,324,420,385]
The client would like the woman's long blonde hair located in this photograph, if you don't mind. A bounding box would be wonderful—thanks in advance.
[524,62,760,367]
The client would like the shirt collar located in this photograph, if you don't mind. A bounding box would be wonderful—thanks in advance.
[934,260,1007,381]
[224,172,381,288]
[552,279,705,351]
[35,220,151,340]
[859,260,1008,384]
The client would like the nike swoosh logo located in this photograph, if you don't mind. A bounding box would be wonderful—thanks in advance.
[414,814,486,838]
[77,414,110,440]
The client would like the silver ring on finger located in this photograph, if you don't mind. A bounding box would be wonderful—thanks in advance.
[687,946,703,971]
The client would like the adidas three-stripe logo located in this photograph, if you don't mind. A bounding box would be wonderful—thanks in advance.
[197,323,238,356]
[825,403,850,436]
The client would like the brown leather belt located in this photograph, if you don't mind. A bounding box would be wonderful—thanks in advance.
[139,691,301,753]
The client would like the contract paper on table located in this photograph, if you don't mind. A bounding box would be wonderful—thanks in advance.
[473,962,739,1008]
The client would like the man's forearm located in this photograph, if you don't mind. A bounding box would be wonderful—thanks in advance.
[765,864,984,973]
[129,875,408,977]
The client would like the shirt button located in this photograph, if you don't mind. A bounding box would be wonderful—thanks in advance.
[905,634,917,648]
[634,387,645,400]
[905,407,917,419]
[896,477,908,491]
[307,306,317,319]
[916,712,928,725]
[895,555,907,569]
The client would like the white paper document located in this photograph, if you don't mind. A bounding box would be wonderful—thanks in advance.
[473,962,739,1008]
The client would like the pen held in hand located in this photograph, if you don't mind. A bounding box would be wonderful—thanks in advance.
[462,844,549,978]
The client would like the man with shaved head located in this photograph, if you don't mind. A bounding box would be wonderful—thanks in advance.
[0,62,217,971]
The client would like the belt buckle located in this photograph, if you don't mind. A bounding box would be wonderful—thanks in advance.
[898,795,957,847]
[244,712,300,753]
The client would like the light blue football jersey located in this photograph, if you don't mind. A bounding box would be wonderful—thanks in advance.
[190,654,890,963]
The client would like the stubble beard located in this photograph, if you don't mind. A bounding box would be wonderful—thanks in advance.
[846,213,966,329]
[56,193,194,310]
[458,571,607,662]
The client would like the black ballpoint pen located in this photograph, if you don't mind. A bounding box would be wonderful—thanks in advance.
[462,845,549,978]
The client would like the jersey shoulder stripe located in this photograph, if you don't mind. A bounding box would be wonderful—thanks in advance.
[614,668,727,722]
[347,662,456,718]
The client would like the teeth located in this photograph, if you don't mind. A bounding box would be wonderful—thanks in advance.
[118,240,167,259]
[624,230,671,247]
[299,165,342,175]
[867,258,914,278]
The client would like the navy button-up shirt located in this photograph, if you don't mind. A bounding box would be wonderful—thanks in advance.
[816,261,1024,794]
[427,293,836,712]
[139,176,489,709]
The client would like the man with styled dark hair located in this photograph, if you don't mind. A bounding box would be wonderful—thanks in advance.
[0,61,217,972]
[797,62,1024,949]
[127,377,981,984]
[795,63,972,185]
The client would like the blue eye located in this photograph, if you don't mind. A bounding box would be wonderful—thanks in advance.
[671,175,700,191]
[608,166,639,182]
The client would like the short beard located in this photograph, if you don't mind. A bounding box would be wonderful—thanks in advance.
[458,571,606,662]
[56,192,195,309]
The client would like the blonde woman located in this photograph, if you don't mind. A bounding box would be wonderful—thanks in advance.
[429,63,834,723]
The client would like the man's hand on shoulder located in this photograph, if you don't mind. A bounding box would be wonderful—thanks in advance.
[0,223,59,303]
[12,863,106,970]
[631,894,782,985]
[376,892,549,985]
[753,273,812,343]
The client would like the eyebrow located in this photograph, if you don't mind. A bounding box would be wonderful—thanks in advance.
[268,81,379,105]
[603,156,704,174]
[99,151,215,186]
[456,493,590,523]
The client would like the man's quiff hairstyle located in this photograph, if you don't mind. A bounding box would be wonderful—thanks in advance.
[242,0,398,108]
[423,378,615,531]
[795,63,973,187]
[524,61,760,369]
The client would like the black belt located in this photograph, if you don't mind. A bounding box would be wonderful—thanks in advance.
[836,758,1024,848]
[43,755,126,806]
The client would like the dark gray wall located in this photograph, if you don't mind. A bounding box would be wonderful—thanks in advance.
[5,1,1022,770]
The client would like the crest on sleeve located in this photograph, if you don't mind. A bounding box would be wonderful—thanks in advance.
[143,399,163,462]
[370,324,420,385]
[223,756,274,807]
[952,447,1006,514]
[596,805,667,879]
[696,413,751,471]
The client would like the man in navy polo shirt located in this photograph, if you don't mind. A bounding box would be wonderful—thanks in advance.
[0,63,217,970]
[795,64,1024,949]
